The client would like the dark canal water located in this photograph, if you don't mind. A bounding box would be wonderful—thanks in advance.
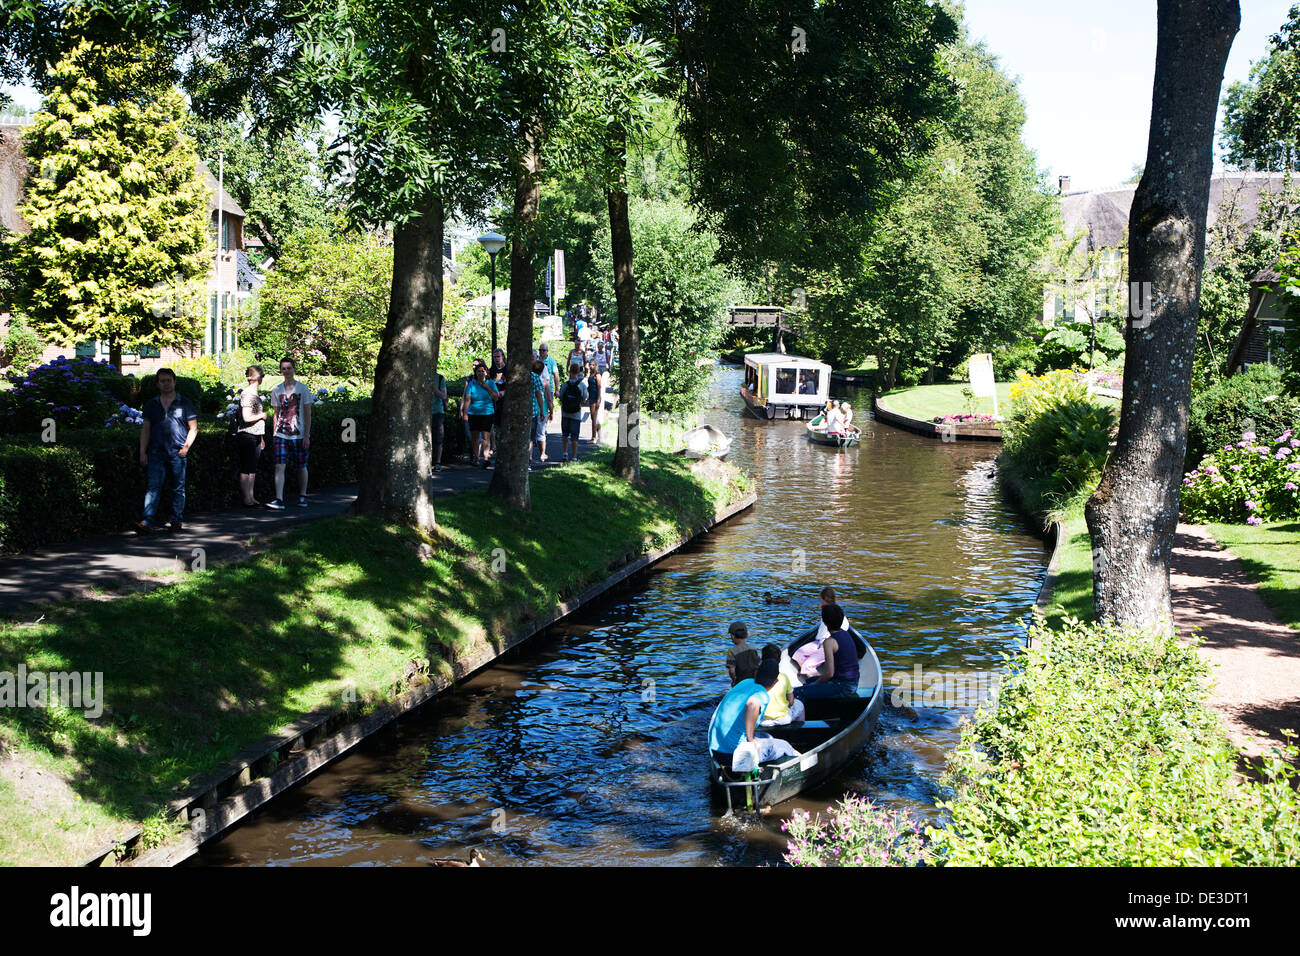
[194,365,1048,867]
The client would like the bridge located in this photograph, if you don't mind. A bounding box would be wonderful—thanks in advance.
[726,305,806,353]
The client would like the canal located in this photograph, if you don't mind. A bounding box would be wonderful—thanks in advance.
[194,365,1048,866]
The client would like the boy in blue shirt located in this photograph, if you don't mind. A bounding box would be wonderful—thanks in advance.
[135,368,198,533]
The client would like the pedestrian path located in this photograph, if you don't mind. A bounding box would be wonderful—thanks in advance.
[1171,523,1300,761]
[0,387,618,617]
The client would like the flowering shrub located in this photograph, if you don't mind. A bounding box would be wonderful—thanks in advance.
[104,402,145,430]
[0,355,128,435]
[782,796,932,867]
[933,412,996,424]
[1181,428,1300,523]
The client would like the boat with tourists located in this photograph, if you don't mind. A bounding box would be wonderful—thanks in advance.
[708,625,883,811]
[740,353,831,421]
[806,414,861,448]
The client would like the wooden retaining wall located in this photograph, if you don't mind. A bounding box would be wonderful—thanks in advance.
[871,396,1003,441]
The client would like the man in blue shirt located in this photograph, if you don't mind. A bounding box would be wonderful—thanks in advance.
[135,368,198,533]
[709,659,782,762]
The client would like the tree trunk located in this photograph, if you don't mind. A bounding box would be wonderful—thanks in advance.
[353,194,443,530]
[108,338,122,373]
[608,129,641,483]
[489,114,543,510]
[1086,0,1239,630]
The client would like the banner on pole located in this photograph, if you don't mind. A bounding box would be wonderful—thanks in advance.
[969,352,996,398]
[554,250,566,300]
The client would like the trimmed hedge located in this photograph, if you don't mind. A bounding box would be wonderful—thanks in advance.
[0,400,371,553]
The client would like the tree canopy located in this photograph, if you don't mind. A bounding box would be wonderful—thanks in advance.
[1221,4,1300,171]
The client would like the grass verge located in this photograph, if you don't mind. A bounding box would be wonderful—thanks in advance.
[876,382,1012,422]
[0,450,749,865]
[1207,520,1300,630]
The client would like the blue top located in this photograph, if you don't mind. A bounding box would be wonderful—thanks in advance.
[708,679,770,754]
[825,629,860,685]
[542,355,560,385]
[587,374,600,401]
[464,377,496,415]
[431,373,446,416]
[531,372,545,417]
[143,394,197,458]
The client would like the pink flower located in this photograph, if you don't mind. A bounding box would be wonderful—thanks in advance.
[1286,483,1298,491]
[1230,464,1243,471]
[1245,500,1256,510]
[1243,431,1257,441]
[1247,516,1263,525]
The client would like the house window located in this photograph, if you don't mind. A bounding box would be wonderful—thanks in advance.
[139,344,161,359]
[75,341,96,357]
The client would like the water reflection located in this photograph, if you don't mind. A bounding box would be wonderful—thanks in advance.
[195,367,1046,867]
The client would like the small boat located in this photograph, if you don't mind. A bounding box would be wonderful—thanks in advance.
[678,424,733,459]
[708,625,884,811]
[806,416,861,447]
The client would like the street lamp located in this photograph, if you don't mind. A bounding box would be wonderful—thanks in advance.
[477,231,507,355]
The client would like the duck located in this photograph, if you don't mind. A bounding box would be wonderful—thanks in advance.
[429,848,485,867]
[763,592,790,605]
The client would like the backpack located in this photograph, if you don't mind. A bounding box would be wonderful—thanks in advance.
[561,379,584,414]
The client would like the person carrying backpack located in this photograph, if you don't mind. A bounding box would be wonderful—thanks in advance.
[559,363,588,463]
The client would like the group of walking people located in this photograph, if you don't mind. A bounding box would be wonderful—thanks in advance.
[134,357,315,533]
[449,326,615,471]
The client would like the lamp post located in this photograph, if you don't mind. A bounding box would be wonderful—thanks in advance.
[477,231,507,355]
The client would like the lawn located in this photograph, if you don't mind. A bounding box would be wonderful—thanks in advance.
[876,382,1013,421]
[1039,511,1095,627]
[0,450,749,865]
[1207,521,1300,630]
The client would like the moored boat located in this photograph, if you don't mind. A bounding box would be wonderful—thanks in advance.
[708,625,883,811]
[678,424,733,459]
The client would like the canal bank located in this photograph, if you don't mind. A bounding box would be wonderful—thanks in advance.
[0,451,751,867]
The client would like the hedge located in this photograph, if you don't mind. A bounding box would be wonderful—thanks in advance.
[1188,364,1300,465]
[0,400,369,553]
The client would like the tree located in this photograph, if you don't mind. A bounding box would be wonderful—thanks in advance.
[1221,4,1300,171]
[1086,0,1241,630]
[187,110,336,261]
[7,38,210,370]
[590,195,739,413]
[249,223,392,378]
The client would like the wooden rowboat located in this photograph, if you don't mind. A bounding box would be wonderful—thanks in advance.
[806,416,861,447]
[678,424,733,460]
[708,625,883,811]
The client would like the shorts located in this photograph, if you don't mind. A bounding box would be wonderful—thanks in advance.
[561,415,582,440]
[532,415,546,442]
[235,430,262,474]
[273,436,308,468]
[468,413,494,434]
[430,414,444,447]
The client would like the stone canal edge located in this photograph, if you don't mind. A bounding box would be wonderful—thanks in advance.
[91,489,759,868]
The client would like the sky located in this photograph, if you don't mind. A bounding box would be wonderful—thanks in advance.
[962,0,1299,192]
[3,1,1296,196]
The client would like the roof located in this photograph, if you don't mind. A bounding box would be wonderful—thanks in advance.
[1060,172,1294,251]
[235,249,265,289]
[744,353,828,368]
[196,160,246,219]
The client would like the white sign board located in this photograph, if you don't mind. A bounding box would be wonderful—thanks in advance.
[969,352,996,398]
[554,249,566,301]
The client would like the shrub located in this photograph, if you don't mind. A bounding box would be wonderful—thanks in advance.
[136,372,205,410]
[0,315,45,371]
[0,355,124,436]
[1188,363,1300,464]
[933,619,1300,866]
[783,797,932,867]
[0,399,371,553]
[1001,370,1117,509]
[1181,426,1300,523]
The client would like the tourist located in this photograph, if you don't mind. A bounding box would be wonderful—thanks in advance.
[595,340,609,382]
[708,659,797,770]
[793,605,859,702]
[792,585,853,680]
[559,362,588,462]
[539,343,561,422]
[462,359,500,468]
[759,644,805,727]
[431,367,448,473]
[842,402,859,436]
[725,621,760,686]
[135,367,198,533]
[825,401,846,437]
[266,357,313,510]
[530,358,547,468]
[586,360,602,444]
[236,364,267,506]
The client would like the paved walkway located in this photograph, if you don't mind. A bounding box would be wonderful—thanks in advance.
[1171,523,1300,761]
[0,394,617,618]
